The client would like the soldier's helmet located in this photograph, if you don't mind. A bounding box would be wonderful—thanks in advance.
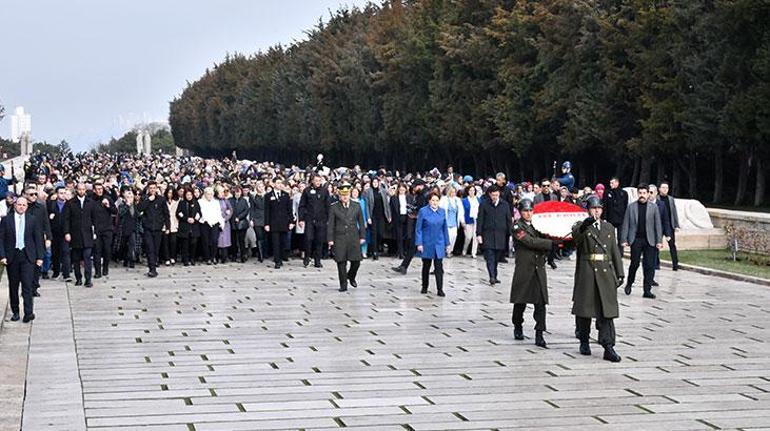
[518,198,534,212]
[586,195,603,209]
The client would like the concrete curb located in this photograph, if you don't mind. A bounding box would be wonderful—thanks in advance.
[658,258,770,287]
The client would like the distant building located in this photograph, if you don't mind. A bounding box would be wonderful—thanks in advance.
[10,106,31,143]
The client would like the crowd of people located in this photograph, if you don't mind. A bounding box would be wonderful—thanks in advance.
[0,152,681,362]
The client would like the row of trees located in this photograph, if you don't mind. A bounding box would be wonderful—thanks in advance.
[132,2,770,205]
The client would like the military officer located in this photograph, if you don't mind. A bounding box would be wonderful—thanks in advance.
[510,199,558,348]
[327,183,366,292]
[571,195,624,362]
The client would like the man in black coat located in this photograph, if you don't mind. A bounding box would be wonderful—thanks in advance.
[23,185,51,295]
[298,174,331,268]
[47,186,71,281]
[63,183,97,287]
[249,183,266,262]
[476,185,512,285]
[264,179,294,269]
[91,182,117,278]
[137,181,170,278]
[602,176,629,252]
[0,197,45,322]
[392,179,429,275]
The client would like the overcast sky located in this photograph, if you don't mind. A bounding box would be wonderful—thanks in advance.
[0,0,368,151]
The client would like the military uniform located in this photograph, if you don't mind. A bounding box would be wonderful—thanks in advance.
[510,200,554,346]
[327,187,366,292]
[571,199,624,362]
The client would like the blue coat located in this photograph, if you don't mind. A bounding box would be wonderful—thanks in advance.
[415,206,450,259]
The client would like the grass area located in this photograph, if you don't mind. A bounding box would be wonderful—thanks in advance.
[674,249,770,280]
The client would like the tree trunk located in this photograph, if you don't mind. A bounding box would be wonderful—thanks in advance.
[578,160,587,189]
[631,157,641,186]
[734,151,750,206]
[639,157,652,184]
[656,161,666,185]
[755,155,766,206]
[672,162,681,195]
[688,152,697,199]
[712,146,723,203]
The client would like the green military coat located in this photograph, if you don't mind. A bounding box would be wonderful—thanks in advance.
[327,200,366,263]
[571,219,624,319]
[510,221,553,305]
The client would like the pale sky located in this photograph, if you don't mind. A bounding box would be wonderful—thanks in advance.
[0,0,369,150]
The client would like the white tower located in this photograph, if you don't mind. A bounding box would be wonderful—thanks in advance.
[10,106,32,143]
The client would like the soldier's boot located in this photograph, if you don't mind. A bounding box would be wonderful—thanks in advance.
[513,325,524,340]
[535,331,547,348]
[579,339,591,356]
[603,346,621,363]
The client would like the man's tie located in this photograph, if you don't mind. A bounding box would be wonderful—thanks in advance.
[16,215,25,250]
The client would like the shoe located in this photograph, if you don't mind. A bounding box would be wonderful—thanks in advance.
[494,279,501,285]
[314,262,323,268]
[513,325,524,340]
[535,331,547,348]
[303,258,310,268]
[184,262,190,267]
[41,273,49,280]
[549,262,557,270]
[84,281,93,288]
[490,279,495,286]
[170,259,175,265]
[339,286,348,292]
[372,254,379,261]
[241,257,247,263]
[421,286,428,294]
[94,273,102,279]
[672,265,679,271]
[75,279,82,286]
[348,277,358,288]
[129,262,135,269]
[579,341,591,356]
[499,257,508,264]
[64,276,73,283]
[165,261,171,266]
[624,284,632,295]
[147,271,158,278]
[103,268,109,276]
[22,313,35,323]
[643,291,656,299]
[603,347,621,362]
[391,266,406,275]
[33,290,40,297]
[437,289,445,297]
[52,272,60,279]
[274,263,281,269]
[10,313,20,322]
[651,280,659,287]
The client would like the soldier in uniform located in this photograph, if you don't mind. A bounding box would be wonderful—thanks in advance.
[510,199,558,348]
[571,195,624,362]
[327,183,366,292]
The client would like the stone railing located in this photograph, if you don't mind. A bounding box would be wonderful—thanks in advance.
[708,208,770,255]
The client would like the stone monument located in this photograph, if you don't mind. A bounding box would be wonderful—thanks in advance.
[135,129,153,155]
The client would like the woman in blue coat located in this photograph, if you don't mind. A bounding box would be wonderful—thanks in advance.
[415,193,450,296]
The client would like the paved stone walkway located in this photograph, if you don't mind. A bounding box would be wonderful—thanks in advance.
[3,256,770,430]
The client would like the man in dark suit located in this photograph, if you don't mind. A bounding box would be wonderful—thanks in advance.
[137,181,169,278]
[64,182,98,287]
[602,177,629,254]
[476,185,512,285]
[91,182,117,278]
[23,185,51,296]
[264,179,294,268]
[0,197,45,322]
[298,174,331,268]
[620,184,663,299]
[657,182,680,271]
[47,186,71,282]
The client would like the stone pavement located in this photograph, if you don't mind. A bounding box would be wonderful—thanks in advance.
[4,256,770,430]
